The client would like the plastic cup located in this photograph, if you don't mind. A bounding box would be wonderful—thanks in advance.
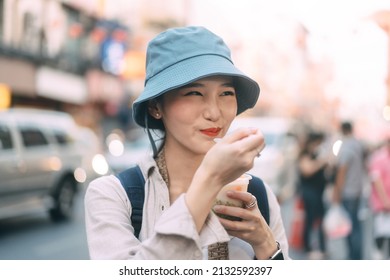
[213,174,252,220]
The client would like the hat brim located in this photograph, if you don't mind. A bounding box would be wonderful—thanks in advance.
[133,54,260,129]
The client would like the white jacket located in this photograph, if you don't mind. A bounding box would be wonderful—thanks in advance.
[84,154,290,260]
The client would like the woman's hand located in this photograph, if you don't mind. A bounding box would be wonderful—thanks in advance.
[199,127,266,187]
[185,127,265,233]
[212,190,278,259]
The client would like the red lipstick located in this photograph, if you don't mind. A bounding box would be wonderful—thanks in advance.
[200,127,221,137]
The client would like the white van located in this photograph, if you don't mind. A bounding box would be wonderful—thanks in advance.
[0,108,105,221]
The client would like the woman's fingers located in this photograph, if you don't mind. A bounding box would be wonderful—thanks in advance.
[213,190,264,225]
[213,203,261,223]
[213,202,270,245]
[226,190,256,206]
[229,129,266,156]
[201,128,266,187]
[215,206,263,233]
[221,127,258,143]
[218,128,266,161]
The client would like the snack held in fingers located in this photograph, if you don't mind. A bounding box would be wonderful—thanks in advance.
[214,174,252,220]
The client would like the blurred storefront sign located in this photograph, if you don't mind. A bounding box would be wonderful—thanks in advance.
[0,83,11,109]
[36,66,87,104]
[0,57,36,96]
[86,69,123,103]
[101,31,127,76]
[121,50,146,80]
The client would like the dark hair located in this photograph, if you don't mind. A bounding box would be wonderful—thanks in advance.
[307,131,324,143]
[144,95,164,132]
[299,131,324,157]
[341,121,353,135]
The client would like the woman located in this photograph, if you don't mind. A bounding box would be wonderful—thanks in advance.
[297,131,328,259]
[84,26,290,260]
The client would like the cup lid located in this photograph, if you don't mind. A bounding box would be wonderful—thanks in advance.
[226,174,252,187]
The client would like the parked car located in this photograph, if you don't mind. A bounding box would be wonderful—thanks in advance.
[228,116,300,202]
[0,108,108,221]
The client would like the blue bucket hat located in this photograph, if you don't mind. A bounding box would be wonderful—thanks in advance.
[132,26,260,129]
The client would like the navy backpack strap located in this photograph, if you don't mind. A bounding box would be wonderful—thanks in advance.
[115,165,145,239]
[247,175,270,225]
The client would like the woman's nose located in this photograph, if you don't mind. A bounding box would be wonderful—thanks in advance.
[203,100,222,121]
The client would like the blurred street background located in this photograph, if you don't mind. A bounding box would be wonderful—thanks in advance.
[1,0,390,260]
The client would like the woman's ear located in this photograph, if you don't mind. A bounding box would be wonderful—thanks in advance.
[148,100,162,119]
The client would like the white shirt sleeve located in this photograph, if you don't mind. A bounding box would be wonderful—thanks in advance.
[84,176,228,259]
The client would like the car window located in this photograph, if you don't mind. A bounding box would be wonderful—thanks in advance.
[53,130,73,146]
[20,127,49,147]
[0,124,13,150]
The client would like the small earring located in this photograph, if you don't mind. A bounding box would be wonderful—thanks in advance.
[155,112,160,118]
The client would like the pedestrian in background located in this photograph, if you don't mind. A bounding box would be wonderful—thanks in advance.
[368,133,390,259]
[297,131,329,259]
[332,121,366,260]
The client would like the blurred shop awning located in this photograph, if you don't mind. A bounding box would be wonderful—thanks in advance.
[36,66,87,104]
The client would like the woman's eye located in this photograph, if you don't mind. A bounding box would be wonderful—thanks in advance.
[221,90,236,96]
[184,91,202,96]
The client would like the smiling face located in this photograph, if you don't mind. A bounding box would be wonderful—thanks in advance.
[150,75,238,156]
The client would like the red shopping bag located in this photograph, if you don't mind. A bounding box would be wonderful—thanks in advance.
[288,197,305,250]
